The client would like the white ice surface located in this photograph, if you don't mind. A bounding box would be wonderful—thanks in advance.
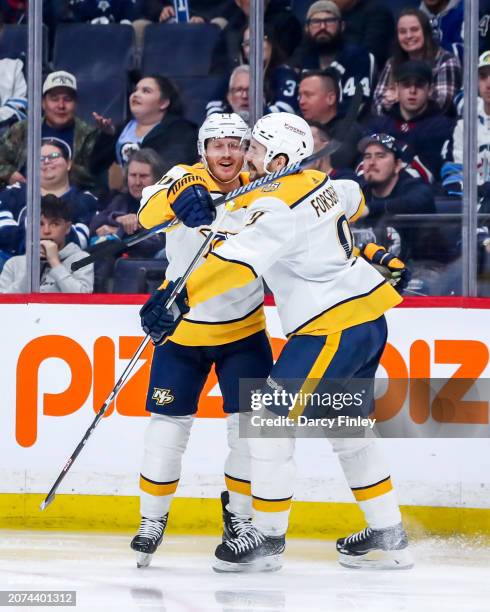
[0,531,489,611]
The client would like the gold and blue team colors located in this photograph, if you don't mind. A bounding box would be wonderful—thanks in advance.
[139,163,266,347]
[186,170,402,336]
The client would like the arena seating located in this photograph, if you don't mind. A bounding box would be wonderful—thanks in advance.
[141,23,222,77]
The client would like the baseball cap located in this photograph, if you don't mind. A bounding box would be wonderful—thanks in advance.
[478,51,490,70]
[306,1,341,21]
[394,60,432,84]
[358,133,401,158]
[42,71,77,96]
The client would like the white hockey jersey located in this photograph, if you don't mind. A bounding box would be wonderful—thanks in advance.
[186,170,402,337]
[138,163,265,346]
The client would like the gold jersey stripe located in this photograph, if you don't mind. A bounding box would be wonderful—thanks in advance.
[187,252,257,308]
[349,191,366,223]
[139,475,179,497]
[292,281,402,337]
[351,476,393,501]
[225,474,252,496]
[252,495,293,513]
[170,304,266,346]
[289,332,342,420]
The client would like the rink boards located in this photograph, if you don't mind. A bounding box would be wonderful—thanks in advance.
[0,295,489,535]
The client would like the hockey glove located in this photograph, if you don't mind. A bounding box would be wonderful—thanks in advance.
[167,174,215,228]
[361,243,410,292]
[140,279,190,344]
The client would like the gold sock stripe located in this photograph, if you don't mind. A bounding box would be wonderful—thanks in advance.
[351,476,393,501]
[225,474,251,496]
[139,474,179,497]
[252,495,293,513]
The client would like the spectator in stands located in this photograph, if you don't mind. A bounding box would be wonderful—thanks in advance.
[293,1,376,113]
[206,26,299,118]
[57,0,142,24]
[145,0,230,24]
[332,0,395,68]
[220,0,302,63]
[367,60,454,182]
[0,70,98,190]
[89,148,166,292]
[298,69,363,168]
[0,138,98,267]
[359,133,436,263]
[309,121,359,181]
[441,51,490,210]
[0,17,27,134]
[90,74,197,181]
[373,8,461,116]
[419,0,463,58]
[0,194,94,293]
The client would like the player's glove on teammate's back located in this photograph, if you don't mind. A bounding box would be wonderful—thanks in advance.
[167,174,215,227]
[140,279,190,344]
[361,243,411,292]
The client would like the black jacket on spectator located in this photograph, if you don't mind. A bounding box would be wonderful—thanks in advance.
[362,171,438,261]
[322,113,363,169]
[294,40,375,113]
[221,0,302,65]
[90,191,164,258]
[367,101,455,181]
[340,0,394,69]
[89,112,197,176]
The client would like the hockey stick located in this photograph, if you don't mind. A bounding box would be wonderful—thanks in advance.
[71,218,180,272]
[71,134,348,273]
[41,99,363,510]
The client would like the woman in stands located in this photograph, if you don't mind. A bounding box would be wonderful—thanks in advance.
[89,148,166,292]
[89,74,197,184]
[373,8,461,116]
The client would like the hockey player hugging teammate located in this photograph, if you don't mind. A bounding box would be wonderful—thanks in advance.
[140,113,413,573]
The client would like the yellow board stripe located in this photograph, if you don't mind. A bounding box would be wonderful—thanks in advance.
[1,495,490,537]
[225,474,251,496]
[252,496,293,513]
[351,476,393,501]
[289,332,342,420]
[139,475,179,496]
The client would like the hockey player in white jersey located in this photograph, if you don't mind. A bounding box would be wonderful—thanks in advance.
[141,112,413,572]
[131,113,273,568]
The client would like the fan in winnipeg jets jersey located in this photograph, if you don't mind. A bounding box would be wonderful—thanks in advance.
[141,113,413,573]
[131,114,273,569]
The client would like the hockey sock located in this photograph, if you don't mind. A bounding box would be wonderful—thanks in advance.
[139,414,193,520]
[249,435,295,536]
[330,437,402,529]
[224,413,252,517]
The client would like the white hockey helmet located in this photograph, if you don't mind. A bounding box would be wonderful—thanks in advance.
[251,112,314,172]
[197,112,250,159]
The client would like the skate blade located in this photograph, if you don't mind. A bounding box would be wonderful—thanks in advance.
[338,547,414,570]
[213,555,283,574]
[136,552,153,568]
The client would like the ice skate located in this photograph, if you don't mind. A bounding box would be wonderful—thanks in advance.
[221,490,252,542]
[213,524,285,573]
[130,515,168,568]
[336,523,413,569]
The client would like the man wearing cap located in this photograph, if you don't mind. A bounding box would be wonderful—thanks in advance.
[367,60,454,182]
[441,51,490,209]
[293,0,376,114]
[359,133,436,265]
[0,70,98,191]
